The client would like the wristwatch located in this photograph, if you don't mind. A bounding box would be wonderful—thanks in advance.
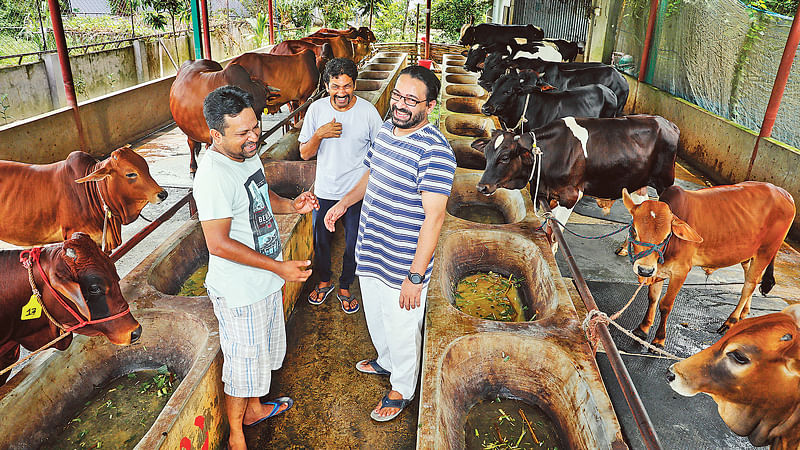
[407,271,423,284]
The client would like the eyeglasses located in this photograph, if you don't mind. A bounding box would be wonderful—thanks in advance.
[391,90,427,107]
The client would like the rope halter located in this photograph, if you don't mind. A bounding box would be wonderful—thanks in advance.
[627,225,672,265]
[19,247,130,333]
[525,131,543,215]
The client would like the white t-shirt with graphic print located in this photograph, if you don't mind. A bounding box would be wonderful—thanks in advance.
[193,149,285,307]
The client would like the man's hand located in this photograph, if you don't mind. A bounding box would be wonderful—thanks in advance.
[323,201,347,232]
[293,191,319,214]
[316,118,342,139]
[274,260,313,282]
[399,278,423,310]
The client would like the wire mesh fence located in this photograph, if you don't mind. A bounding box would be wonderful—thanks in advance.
[613,0,800,149]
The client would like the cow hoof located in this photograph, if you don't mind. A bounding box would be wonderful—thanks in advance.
[648,343,665,354]
[615,244,628,257]
[717,322,732,334]
[632,328,648,341]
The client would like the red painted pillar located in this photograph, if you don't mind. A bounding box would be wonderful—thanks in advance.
[424,0,431,60]
[200,0,211,59]
[638,0,660,82]
[47,0,87,152]
[746,1,800,179]
[267,0,275,45]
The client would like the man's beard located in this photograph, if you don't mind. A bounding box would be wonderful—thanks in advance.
[391,104,427,129]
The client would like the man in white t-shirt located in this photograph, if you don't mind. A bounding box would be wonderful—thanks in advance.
[299,58,383,314]
[193,86,319,450]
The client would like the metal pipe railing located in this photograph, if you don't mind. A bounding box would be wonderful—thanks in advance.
[540,200,663,450]
[110,190,193,263]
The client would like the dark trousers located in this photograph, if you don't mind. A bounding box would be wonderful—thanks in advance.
[312,198,362,290]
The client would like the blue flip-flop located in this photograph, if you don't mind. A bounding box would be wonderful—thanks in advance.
[370,393,411,422]
[356,359,390,376]
[308,284,335,305]
[244,396,293,426]
[338,292,360,314]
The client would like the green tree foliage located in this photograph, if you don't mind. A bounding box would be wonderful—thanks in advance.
[246,12,268,46]
[314,0,358,28]
[374,0,412,41]
[431,0,490,43]
[748,0,798,16]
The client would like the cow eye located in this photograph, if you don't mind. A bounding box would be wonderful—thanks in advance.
[125,172,138,178]
[88,285,103,296]
[499,154,511,163]
[727,350,750,365]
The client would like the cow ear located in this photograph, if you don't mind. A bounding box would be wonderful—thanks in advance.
[75,163,113,184]
[48,255,92,320]
[783,304,800,327]
[471,137,491,153]
[622,188,636,213]
[517,133,533,152]
[671,216,703,243]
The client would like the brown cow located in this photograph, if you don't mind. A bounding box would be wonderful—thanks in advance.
[622,182,795,348]
[228,49,320,122]
[170,59,273,172]
[309,30,372,63]
[313,26,377,43]
[0,232,141,385]
[668,304,800,449]
[0,147,167,251]
[270,40,334,87]
[301,35,355,62]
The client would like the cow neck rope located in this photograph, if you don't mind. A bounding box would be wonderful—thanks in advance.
[19,247,130,333]
[526,131,543,216]
[514,92,532,132]
[93,178,113,252]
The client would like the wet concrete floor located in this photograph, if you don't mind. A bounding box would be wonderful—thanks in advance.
[245,225,419,449]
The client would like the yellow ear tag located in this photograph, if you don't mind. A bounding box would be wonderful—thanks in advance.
[21,294,43,320]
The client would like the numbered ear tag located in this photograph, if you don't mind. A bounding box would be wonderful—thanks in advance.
[21,294,42,320]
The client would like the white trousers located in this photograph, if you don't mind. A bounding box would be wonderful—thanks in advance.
[359,276,428,400]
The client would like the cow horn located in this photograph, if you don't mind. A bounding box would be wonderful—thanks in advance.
[65,247,77,259]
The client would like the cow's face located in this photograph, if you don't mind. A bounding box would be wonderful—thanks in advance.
[75,147,168,224]
[475,129,533,194]
[622,188,702,282]
[464,44,487,72]
[478,52,509,91]
[667,304,800,446]
[46,232,141,345]
[357,26,376,43]
[482,72,535,116]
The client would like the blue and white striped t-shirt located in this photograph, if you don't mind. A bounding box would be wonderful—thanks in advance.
[355,121,457,288]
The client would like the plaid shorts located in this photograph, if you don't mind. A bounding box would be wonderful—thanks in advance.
[208,288,286,398]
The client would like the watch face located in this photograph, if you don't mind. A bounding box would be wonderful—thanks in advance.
[409,273,423,284]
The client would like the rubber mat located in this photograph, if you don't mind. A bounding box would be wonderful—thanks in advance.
[587,280,783,449]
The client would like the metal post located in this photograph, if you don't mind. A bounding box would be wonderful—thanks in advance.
[190,0,203,59]
[745,0,800,180]
[369,0,374,29]
[638,0,660,82]
[46,0,87,152]
[268,0,275,45]
[37,0,48,51]
[200,0,212,59]
[415,4,420,61]
[402,0,409,40]
[129,0,135,38]
[424,0,431,60]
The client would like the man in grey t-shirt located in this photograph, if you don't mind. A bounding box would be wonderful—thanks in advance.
[299,58,383,314]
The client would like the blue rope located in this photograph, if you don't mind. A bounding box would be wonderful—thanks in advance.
[535,216,631,240]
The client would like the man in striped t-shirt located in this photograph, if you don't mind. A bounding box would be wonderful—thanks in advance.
[324,65,456,422]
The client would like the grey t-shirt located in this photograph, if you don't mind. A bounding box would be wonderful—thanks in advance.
[299,95,383,200]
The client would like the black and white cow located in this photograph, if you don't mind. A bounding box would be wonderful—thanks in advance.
[481,71,618,131]
[474,115,679,243]
[459,23,544,46]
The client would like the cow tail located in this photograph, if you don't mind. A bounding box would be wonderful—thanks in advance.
[760,257,776,296]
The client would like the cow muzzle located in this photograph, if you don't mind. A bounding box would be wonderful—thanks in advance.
[130,324,142,343]
[667,363,698,397]
[476,183,496,195]
[637,265,655,278]
[481,103,495,115]
[156,189,168,203]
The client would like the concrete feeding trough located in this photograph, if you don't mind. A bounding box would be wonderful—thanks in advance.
[445,85,486,98]
[433,333,626,449]
[449,139,486,170]
[446,172,525,225]
[444,115,495,138]
[374,57,402,64]
[359,71,391,80]
[356,79,381,91]
[445,67,470,74]
[445,97,485,115]
[363,63,396,71]
[445,74,479,85]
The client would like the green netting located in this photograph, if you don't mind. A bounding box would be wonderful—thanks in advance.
[614,0,800,149]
